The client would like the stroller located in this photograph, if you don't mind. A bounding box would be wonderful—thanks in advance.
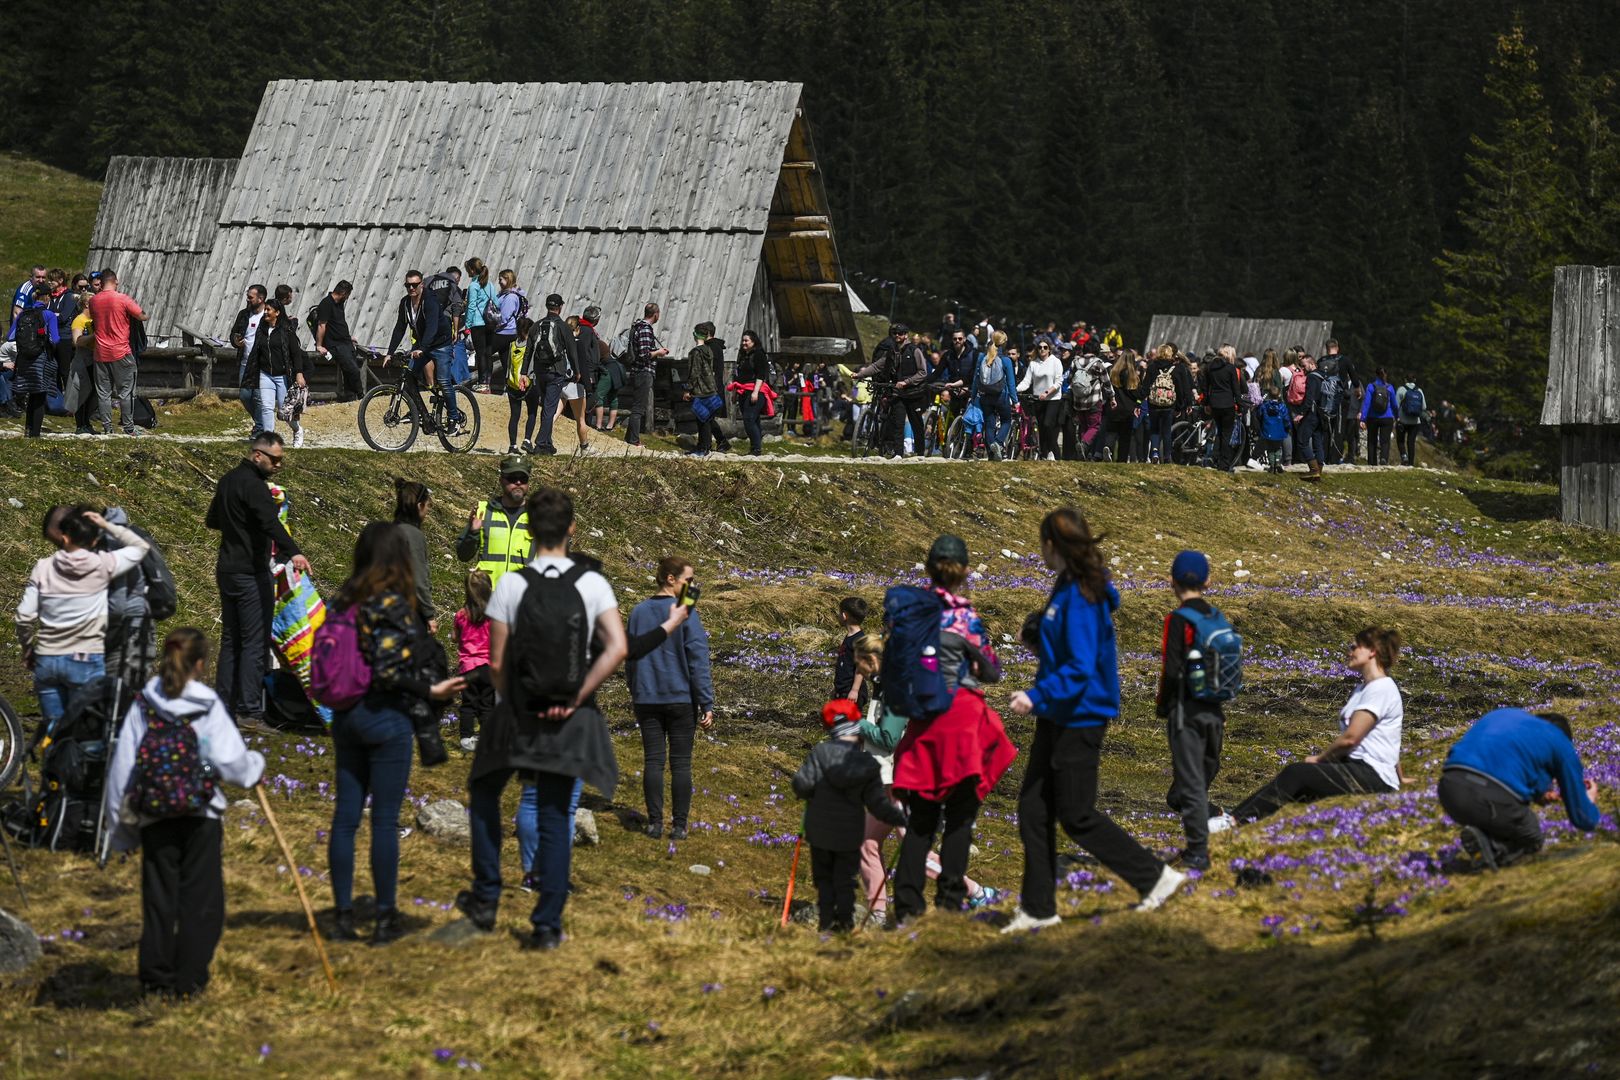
[2,676,124,856]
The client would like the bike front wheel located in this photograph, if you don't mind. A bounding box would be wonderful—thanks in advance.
[358,385,419,452]
[945,416,969,460]
[0,692,24,793]
[434,387,482,453]
[852,407,877,458]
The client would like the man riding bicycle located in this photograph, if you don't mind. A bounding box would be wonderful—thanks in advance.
[387,269,465,428]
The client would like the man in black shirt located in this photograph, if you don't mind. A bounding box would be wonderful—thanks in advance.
[205,432,311,729]
[314,280,362,402]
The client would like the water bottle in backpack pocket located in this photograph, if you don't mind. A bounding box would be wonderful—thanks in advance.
[1176,606,1243,703]
[881,585,953,720]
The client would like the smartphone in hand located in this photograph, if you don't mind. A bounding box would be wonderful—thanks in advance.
[679,581,702,607]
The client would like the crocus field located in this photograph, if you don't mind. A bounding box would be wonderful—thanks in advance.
[0,431,1618,1078]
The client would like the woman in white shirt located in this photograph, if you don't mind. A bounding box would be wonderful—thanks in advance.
[1218,627,1405,827]
[1016,340,1065,460]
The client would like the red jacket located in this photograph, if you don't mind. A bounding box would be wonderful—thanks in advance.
[892,687,1018,802]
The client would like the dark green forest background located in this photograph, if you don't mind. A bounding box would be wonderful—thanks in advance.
[4,0,1619,467]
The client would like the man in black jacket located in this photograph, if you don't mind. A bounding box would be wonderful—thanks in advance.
[205,432,311,729]
[314,280,361,402]
[387,269,463,427]
[1294,354,1326,482]
[852,324,930,457]
[1198,345,1244,472]
[229,283,267,434]
[527,293,572,456]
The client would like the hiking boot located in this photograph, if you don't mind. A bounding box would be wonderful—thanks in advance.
[331,909,360,942]
[370,908,405,946]
[999,908,1062,934]
[237,715,275,735]
[1301,459,1322,483]
[644,822,663,840]
[520,872,539,894]
[1460,826,1499,871]
[669,825,688,841]
[521,927,562,951]
[535,446,557,456]
[1207,812,1237,835]
[454,889,497,932]
[1133,866,1187,912]
[1173,849,1211,872]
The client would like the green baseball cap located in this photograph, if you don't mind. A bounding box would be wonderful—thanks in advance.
[499,454,530,479]
[928,534,969,564]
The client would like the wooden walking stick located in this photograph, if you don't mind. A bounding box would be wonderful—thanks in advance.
[255,784,338,993]
[779,837,803,928]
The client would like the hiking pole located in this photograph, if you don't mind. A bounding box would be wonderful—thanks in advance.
[779,836,803,928]
[254,784,338,994]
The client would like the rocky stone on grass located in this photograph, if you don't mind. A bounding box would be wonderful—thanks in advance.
[232,799,257,815]
[0,908,43,973]
[689,864,711,876]
[417,799,470,842]
[573,808,599,846]
[789,899,819,927]
[428,920,490,946]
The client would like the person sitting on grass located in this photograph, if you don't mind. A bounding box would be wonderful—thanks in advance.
[792,698,909,933]
[1216,627,1405,831]
[1438,708,1603,870]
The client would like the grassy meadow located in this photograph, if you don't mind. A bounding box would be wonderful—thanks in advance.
[0,428,1616,1077]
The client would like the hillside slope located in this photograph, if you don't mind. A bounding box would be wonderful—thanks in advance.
[0,154,99,290]
[0,439,1617,1078]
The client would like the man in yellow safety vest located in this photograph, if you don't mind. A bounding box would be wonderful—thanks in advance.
[455,454,532,585]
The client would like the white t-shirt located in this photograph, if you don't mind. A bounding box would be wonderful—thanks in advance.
[243,311,264,357]
[486,555,618,701]
[1340,675,1403,790]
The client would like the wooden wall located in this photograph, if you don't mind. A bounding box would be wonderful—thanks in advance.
[1560,425,1620,531]
[1143,313,1332,360]
[1542,265,1620,427]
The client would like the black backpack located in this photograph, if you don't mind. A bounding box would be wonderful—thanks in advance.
[507,565,592,716]
[305,304,322,337]
[14,306,47,363]
[1370,382,1390,415]
[137,526,179,620]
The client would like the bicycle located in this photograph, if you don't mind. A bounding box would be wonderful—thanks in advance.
[852,381,896,458]
[1006,396,1040,460]
[357,349,482,453]
[0,690,22,793]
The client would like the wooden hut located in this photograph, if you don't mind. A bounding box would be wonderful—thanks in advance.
[175,80,858,360]
[1143,312,1332,360]
[86,156,237,339]
[1541,265,1620,531]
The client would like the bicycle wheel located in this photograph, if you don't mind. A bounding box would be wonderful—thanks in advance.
[358,384,419,452]
[0,692,23,793]
[945,415,968,459]
[854,405,880,458]
[434,387,482,453]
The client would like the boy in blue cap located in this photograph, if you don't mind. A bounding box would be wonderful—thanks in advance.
[1156,550,1229,870]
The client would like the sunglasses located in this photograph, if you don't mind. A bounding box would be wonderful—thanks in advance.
[257,450,284,465]
[502,473,529,484]
[405,281,422,290]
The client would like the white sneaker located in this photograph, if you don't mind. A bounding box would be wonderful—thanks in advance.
[1133,866,1187,912]
[999,907,1062,934]
[293,428,305,449]
[459,736,478,752]
[1207,812,1237,835]
[1044,452,1057,461]
[1246,458,1263,471]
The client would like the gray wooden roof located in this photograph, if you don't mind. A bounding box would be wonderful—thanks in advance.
[1143,313,1332,361]
[1542,265,1620,426]
[86,156,236,338]
[178,79,855,350]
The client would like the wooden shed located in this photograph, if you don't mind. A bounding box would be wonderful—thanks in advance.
[174,79,857,359]
[1541,265,1620,531]
[1143,312,1332,360]
[86,156,237,339]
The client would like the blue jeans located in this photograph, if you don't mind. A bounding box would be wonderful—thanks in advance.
[429,344,464,423]
[329,699,414,912]
[976,392,1011,450]
[518,776,583,873]
[471,768,575,933]
[256,373,286,437]
[34,652,105,729]
[237,358,259,434]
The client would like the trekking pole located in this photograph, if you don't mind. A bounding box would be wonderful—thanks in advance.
[858,830,905,933]
[779,836,803,928]
[255,784,338,993]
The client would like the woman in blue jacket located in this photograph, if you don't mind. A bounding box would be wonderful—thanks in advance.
[1359,366,1397,466]
[463,258,494,387]
[969,330,1017,460]
[1003,507,1184,933]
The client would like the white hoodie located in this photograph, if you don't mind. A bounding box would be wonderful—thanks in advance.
[15,521,149,656]
[102,677,266,852]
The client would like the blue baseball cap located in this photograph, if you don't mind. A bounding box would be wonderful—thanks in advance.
[1171,550,1209,587]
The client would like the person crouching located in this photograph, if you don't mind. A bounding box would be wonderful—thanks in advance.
[102,628,267,999]
[792,699,908,932]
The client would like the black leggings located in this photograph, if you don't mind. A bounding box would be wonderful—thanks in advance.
[812,846,861,932]
[492,334,515,388]
[24,392,47,437]
[140,816,224,996]
[1232,760,1393,823]
[507,384,540,446]
[1396,424,1419,465]
[1037,397,1064,458]
[894,780,981,918]
[635,703,695,828]
[468,324,494,383]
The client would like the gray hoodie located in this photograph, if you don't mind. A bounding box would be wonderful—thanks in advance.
[102,677,266,852]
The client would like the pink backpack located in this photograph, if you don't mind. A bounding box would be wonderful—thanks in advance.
[310,605,371,710]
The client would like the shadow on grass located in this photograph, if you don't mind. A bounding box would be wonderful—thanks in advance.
[1459,484,1557,523]
[33,960,143,1010]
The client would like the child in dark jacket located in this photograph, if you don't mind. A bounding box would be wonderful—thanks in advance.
[792,698,908,931]
[1155,551,1227,872]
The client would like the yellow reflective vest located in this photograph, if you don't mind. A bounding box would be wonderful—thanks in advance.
[471,499,531,585]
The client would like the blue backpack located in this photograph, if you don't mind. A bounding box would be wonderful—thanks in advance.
[1176,605,1243,703]
[1401,386,1425,418]
[881,586,953,720]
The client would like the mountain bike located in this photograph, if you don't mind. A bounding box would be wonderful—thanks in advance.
[357,349,482,453]
[852,381,896,458]
[0,691,22,792]
[1006,396,1040,460]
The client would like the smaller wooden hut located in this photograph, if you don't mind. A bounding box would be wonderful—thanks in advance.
[1541,265,1620,531]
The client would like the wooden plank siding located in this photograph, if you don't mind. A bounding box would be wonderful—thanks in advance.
[1142,314,1332,362]
[1544,267,1620,531]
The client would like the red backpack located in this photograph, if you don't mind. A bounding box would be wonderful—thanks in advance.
[1286,367,1308,407]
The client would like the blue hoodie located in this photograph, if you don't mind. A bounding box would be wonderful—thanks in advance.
[1026,577,1121,727]
[1445,708,1601,831]
[627,595,714,711]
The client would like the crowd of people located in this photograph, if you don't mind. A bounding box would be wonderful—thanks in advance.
[8,430,1604,996]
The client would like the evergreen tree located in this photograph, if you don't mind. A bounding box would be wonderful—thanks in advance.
[1427,24,1572,431]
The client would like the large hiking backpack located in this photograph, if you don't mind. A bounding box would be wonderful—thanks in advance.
[1317,354,1340,379]
[128,693,217,820]
[1147,367,1177,408]
[1370,382,1391,416]
[880,586,952,720]
[310,605,372,710]
[508,565,593,716]
[1401,385,1426,419]
[1070,362,1104,409]
[1286,368,1308,407]
[23,677,118,852]
[1177,606,1243,703]
[14,306,48,364]
[128,522,178,620]
[1320,374,1344,415]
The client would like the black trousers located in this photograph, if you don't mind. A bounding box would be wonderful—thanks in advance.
[1036,398,1064,458]
[23,392,47,437]
[328,341,363,401]
[1017,723,1163,917]
[624,369,655,445]
[811,846,861,931]
[1396,423,1419,465]
[1208,406,1237,470]
[1366,418,1394,465]
[894,780,980,918]
[635,703,695,828]
[886,395,926,456]
[1166,706,1224,855]
[1437,769,1543,865]
[215,570,273,720]
[468,324,494,383]
[140,816,224,996]
[458,664,494,738]
[1232,759,1393,823]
